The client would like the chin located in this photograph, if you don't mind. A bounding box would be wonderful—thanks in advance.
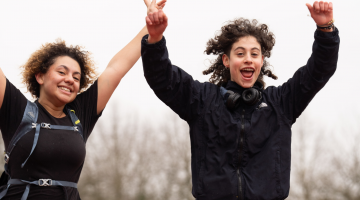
[57,96,76,105]
[238,82,254,88]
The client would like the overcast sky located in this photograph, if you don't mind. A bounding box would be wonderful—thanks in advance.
[0,0,359,138]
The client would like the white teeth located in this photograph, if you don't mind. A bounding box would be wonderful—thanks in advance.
[59,87,70,92]
[242,68,254,72]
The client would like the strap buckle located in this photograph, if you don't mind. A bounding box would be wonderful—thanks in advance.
[41,123,51,129]
[39,179,52,186]
[4,154,9,164]
[74,126,79,132]
[32,123,37,128]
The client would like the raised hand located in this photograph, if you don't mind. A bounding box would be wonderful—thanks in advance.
[306,1,333,26]
[144,0,168,43]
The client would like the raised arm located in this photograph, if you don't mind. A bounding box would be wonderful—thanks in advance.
[96,0,166,115]
[141,0,214,122]
[270,1,339,123]
[144,0,168,44]
[0,68,6,109]
[97,26,147,114]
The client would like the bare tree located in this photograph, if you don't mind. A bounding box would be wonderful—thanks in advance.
[78,106,194,200]
[289,114,360,200]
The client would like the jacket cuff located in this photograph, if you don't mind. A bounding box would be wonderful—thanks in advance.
[141,34,166,50]
[314,27,339,43]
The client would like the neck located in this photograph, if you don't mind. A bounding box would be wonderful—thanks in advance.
[38,97,66,118]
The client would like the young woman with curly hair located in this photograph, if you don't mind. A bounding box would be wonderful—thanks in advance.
[142,1,339,199]
[0,1,166,199]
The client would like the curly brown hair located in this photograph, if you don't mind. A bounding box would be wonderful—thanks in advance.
[203,18,277,87]
[21,39,97,98]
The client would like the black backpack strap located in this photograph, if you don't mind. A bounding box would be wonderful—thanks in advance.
[65,107,85,142]
[5,101,38,164]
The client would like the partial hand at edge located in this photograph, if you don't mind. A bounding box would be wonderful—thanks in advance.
[0,68,6,110]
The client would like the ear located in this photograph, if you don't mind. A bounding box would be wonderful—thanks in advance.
[35,73,44,85]
[222,54,230,68]
[261,55,264,67]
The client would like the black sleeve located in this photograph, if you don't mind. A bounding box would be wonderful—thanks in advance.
[141,35,214,122]
[267,28,340,124]
[67,80,102,141]
[0,79,28,148]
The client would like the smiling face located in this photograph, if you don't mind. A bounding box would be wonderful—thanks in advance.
[222,36,264,88]
[36,56,81,107]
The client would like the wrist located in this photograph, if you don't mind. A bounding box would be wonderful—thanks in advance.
[316,19,335,32]
[317,24,335,32]
[148,35,163,44]
[318,27,334,32]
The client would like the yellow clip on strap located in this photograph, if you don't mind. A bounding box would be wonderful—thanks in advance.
[75,120,80,125]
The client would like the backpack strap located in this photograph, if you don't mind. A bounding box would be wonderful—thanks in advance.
[4,102,85,169]
[5,101,38,164]
[0,102,84,200]
[65,107,85,142]
[20,107,85,168]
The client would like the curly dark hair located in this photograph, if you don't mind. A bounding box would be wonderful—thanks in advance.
[21,39,97,98]
[203,18,277,87]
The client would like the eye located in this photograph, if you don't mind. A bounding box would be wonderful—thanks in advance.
[237,52,244,56]
[58,71,65,75]
[73,77,80,81]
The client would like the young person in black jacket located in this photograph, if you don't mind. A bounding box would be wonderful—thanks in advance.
[142,1,339,199]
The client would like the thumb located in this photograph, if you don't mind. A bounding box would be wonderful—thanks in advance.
[306,3,313,15]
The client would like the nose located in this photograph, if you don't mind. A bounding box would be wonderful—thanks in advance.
[244,53,253,64]
[64,74,74,84]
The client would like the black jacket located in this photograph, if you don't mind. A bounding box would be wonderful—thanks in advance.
[141,29,339,200]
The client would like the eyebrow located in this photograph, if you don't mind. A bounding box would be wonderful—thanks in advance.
[234,47,261,51]
[58,65,81,75]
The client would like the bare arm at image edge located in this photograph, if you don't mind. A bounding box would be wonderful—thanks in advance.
[0,68,6,110]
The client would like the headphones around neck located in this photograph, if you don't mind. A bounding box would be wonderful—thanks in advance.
[225,88,262,110]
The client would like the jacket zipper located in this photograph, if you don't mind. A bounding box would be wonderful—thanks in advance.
[237,109,245,200]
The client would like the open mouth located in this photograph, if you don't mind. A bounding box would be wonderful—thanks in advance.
[240,68,254,79]
[58,86,72,93]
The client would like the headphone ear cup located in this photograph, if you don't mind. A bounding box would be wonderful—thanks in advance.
[242,88,260,106]
[226,91,241,110]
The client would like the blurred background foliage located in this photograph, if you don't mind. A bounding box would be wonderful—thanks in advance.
[0,107,359,200]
